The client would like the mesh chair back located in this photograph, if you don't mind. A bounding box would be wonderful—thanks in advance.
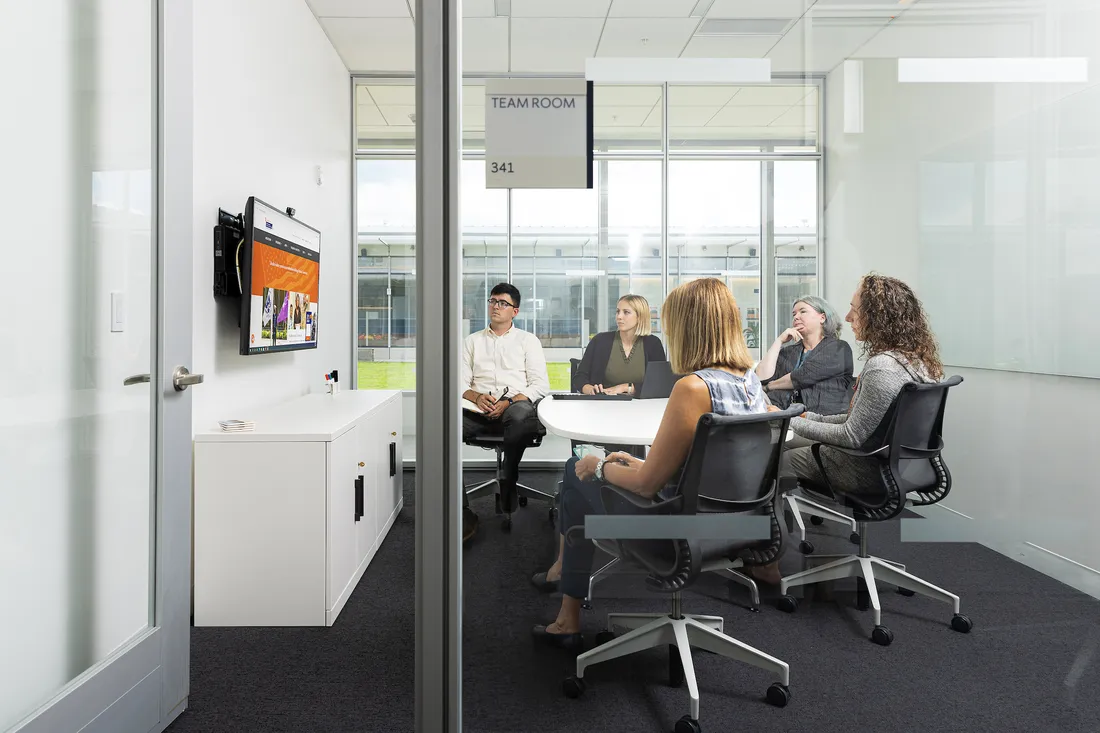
[569,358,580,392]
[883,375,961,495]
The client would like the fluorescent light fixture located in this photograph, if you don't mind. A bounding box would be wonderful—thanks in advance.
[586,58,771,84]
[565,270,607,278]
[843,60,864,134]
[898,57,1088,84]
[689,0,716,18]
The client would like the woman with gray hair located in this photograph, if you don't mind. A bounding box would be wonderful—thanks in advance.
[755,296,854,416]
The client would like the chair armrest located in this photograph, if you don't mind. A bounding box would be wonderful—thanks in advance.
[828,444,889,459]
[599,484,677,514]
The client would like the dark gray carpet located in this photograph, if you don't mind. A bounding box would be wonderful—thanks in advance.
[168,470,1100,733]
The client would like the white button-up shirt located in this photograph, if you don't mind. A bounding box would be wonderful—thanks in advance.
[461,325,550,402]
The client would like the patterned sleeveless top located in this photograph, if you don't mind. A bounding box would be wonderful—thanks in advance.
[693,368,768,416]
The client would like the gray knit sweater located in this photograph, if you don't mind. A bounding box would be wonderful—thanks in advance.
[790,351,937,494]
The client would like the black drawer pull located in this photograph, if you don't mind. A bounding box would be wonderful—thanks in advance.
[355,475,364,521]
[389,442,397,477]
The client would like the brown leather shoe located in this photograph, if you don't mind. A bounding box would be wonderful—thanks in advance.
[463,507,479,543]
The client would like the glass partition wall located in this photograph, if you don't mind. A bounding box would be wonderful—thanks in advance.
[355,78,822,394]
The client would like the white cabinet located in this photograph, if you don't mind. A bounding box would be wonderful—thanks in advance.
[194,390,402,627]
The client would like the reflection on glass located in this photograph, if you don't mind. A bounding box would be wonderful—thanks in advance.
[1,0,155,727]
[774,161,820,339]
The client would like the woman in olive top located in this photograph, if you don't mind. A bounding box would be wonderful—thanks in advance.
[572,294,666,396]
[755,295,854,416]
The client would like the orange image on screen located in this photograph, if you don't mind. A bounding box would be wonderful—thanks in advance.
[250,241,319,301]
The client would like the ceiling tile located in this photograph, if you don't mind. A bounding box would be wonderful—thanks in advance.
[356,104,387,126]
[707,0,811,18]
[463,85,487,105]
[728,86,810,105]
[464,0,497,17]
[378,105,417,126]
[595,106,653,127]
[666,106,723,126]
[322,18,414,71]
[595,86,663,105]
[857,20,1034,59]
[510,19,603,72]
[769,105,816,128]
[308,0,410,17]
[767,17,892,73]
[464,18,509,72]
[608,0,697,17]
[708,105,789,126]
[366,85,416,105]
[667,85,737,106]
[511,0,612,17]
[463,105,486,128]
[597,18,701,57]
[679,35,780,58]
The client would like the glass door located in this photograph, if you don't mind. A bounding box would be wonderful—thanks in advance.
[1,1,193,731]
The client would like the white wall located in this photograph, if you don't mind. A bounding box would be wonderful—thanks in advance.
[192,0,352,433]
[0,0,155,727]
[824,0,1100,590]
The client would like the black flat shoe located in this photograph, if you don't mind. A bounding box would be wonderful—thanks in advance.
[530,572,560,593]
[532,624,584,652]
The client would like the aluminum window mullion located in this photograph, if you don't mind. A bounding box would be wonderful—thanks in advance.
[661,82,669,303]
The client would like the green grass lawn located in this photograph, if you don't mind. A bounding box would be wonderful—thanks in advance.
[358,361,571,392]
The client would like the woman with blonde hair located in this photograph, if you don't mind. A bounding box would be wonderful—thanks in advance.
[531,278,768,649]
[572,294,665,396]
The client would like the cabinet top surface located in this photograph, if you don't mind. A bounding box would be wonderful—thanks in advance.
[194,390,401,443]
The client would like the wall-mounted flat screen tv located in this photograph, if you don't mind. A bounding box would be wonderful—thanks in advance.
[239,197,320,355]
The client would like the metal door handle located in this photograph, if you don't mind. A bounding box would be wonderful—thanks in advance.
[124,374,151,386]
[172,366,205,391]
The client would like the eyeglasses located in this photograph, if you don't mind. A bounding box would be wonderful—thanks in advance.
[487,298,516,309]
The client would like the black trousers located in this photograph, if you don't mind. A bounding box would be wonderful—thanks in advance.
[462,400,543,509]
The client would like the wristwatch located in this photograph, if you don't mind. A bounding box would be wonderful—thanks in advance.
[594,458,607,482]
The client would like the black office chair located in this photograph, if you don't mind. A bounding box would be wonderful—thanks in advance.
[464,426,554,531]
[777,376,973,646]
[562,405,804,731]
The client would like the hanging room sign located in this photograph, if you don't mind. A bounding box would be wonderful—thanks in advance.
[484,78,593,189]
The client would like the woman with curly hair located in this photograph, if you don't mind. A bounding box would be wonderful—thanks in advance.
[751,274,943,585]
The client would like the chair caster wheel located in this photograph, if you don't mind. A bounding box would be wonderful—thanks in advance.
[798,540,814,555]
[548,507,557,524]
[581,600,592,610]
[951,613,973,633]
[674,715,702,733]
[897,587,916,597]
[849,531,861,545]
[810,515,824,526]
[777,595,798,613]
[668,646,684,688]
[501,518,512,532]
[562,675,585,699]
[766,682,791,708]
[871,625,894,646]
[595,630,615,646]
[519,496,528,508]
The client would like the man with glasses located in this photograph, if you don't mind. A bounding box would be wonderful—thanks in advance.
[461,283,550,541]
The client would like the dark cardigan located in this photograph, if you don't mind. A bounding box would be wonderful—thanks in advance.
[572,332,667,393]
[761,335,854,416]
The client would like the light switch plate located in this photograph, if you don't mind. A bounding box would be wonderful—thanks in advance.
[110,292,125,332]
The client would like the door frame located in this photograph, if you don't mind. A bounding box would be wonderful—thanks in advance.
[11,1,193,731]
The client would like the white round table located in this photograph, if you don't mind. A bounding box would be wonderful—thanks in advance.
[537,393,794,445]
[537,395,669,445]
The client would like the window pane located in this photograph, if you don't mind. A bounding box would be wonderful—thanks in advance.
[594,84,662,152]
[774,161,820,340]
[461,161,507,337]
[512,181,598,390]
[357,160,416,389]
[668,84,818,152]
[605,161,663,335]
[668,161,762,355]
